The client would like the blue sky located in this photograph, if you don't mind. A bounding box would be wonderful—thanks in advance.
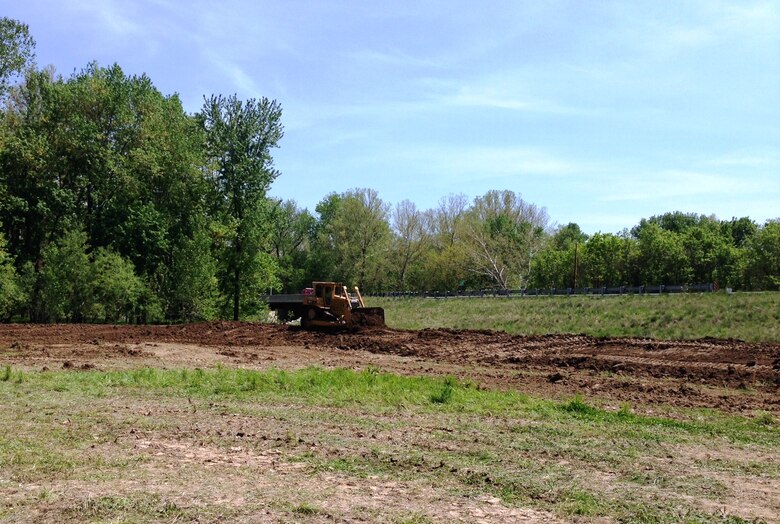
[6,0,780,233]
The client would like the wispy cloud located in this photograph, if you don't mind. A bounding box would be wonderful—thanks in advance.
[69,0,143,38]
[443,85,589,116]
[422,146,586,178]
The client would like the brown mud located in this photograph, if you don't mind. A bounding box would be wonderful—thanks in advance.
[1,322,778,414]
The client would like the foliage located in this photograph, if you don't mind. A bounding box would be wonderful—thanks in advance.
[90,248,145,323]
[744,220,780,290]
[389,199,429,290]
[635,223,693,285]
[268,199,315,292]
[0,17,35,95]
[0,62,214,322]
[200,93,284,319]
[462,190,549,289]
[37,230,92,322]
[310,188,391,292]
[0,231,23,320]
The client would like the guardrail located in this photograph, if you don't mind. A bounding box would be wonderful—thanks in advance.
[366,283,715,298]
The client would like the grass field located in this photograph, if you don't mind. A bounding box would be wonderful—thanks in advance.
[368,292,780,343]
[2,366,778,523]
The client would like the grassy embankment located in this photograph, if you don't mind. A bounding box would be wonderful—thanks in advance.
[368,292,780,343]
[1,365,778,523]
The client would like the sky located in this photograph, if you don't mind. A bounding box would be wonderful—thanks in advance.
[5,0,780,233]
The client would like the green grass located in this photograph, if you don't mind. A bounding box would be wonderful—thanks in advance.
[368,291,780,342]
[1,366,778,522]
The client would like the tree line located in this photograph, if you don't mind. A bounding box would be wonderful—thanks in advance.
[0,18,778,323]
[269,193,779,295]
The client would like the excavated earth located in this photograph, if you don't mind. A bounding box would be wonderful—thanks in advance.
[1,322,779,414]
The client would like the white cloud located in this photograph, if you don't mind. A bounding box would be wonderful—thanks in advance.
[443,85,586,116]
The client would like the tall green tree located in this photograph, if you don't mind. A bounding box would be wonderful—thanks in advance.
[582,232,632,288]
[0,17,35,96]
[636,223,692,285]
[200,94,284,319]
[37,230,92,322]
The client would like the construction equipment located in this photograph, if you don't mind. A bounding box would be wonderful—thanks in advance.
[264,282,385,329]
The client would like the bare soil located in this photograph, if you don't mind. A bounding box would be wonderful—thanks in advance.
[1,322,778,415]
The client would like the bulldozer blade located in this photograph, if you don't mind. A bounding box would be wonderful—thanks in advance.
[350,307,385,327]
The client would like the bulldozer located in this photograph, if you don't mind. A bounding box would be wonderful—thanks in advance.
[264,281,385,329]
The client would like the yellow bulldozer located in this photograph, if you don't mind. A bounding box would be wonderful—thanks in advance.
[264,281,385,329]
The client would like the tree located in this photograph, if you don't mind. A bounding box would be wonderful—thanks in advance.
[582,233,628,288]
[529,247,574,289]
[0,17,35,95]
[200,94,284,320]
[38,230,92,322]
[463,190,549,289]
[432,194,468,248]
[311,189,391,291]
[390,200,429,289]
[636,223,692,285]
[409,194,472,291]
[90,248,144,323]
[744,221,780,290]
[528,223,588,289]
[681,222,735,285]
[268,199,315,292]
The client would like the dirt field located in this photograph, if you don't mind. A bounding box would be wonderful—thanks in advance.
[2,323,780,523]
[1,322,779,415]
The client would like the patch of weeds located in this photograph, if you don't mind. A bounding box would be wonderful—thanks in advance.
[0,365,23,384]
[560,395,599,416]
[753,411,774,427]
[430,376,456,404]
[559,488,607,517]
[292,502,321,515]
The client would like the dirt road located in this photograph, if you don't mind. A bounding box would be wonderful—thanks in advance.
[1,322,778,414]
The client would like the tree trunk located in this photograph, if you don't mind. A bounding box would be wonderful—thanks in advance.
[233,239,241,321]
[233,266,240,321]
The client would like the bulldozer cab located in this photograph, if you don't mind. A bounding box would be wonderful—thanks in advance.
[306,282,350,311]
